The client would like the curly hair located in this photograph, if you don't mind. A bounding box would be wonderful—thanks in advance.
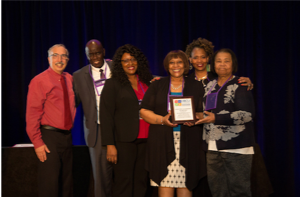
[111,44,153,86]
[185,37,214,60]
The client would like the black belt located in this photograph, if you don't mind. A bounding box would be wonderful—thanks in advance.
[41,125,71,134]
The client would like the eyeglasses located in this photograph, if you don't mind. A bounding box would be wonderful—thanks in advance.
[50,53,69,60]
[88,52,103,58]
[121,58,137,64]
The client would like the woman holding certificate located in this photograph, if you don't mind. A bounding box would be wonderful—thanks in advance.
[140,50,206,197]
[185,37,254,196]
[196,49,255,197]
[100,44,153,197]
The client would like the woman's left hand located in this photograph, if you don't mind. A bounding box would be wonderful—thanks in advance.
[195,111,215,124]
[238,77,253,91]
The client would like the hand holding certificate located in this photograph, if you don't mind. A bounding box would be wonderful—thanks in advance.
[170,96,196,124]
[162,112,178,127]
[195,111,215,125]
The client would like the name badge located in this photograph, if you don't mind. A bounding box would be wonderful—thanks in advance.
[89,64,108,96]
[204,75,233,111]
[138,99,143,119]
[94,79,106,96]
[95,78,106,87]
[205,92,218,110]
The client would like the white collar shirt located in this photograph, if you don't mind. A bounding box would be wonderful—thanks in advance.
[91,60,111,124]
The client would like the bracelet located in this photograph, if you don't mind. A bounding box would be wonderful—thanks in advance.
[161,116,163,125]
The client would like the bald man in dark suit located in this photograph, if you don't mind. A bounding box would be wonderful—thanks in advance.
[73,39,113,197]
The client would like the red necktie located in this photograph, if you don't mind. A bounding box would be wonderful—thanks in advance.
[61,76,73,130]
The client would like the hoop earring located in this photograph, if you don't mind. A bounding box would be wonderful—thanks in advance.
[189,64,193,70]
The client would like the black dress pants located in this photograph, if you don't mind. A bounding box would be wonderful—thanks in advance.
[113,139,149,197]
[38,128,73,197]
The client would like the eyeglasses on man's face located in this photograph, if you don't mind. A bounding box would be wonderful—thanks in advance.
[121,58,137,64]
[50,53,69,60]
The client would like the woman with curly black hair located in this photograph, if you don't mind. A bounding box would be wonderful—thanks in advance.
[100,44,153,197]
[185,37,253,90]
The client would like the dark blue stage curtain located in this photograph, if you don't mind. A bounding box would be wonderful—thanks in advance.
[2,1,300,196]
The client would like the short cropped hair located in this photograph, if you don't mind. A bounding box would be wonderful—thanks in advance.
[211,48,238,74]
[48,44,69,57]
[163,50,190,75]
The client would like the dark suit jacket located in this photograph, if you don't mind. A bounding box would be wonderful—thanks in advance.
[73,60,113,147]
[100,77,143,145]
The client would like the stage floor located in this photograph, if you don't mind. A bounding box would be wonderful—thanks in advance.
[2,144,272,197]
[2,145,94,197]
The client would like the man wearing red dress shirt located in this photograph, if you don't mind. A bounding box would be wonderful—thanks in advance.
[26,44,76,197]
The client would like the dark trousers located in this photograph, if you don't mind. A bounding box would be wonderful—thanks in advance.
[88,125,113,197]
[113,139,149,197]
[206,151,252,197]
[38,128,73,197]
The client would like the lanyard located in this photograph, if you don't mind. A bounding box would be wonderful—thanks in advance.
[137,75,145,104]
[205,75,232,111]
[89,64,107,96]
[136,76,146,120]
[137,75,145,95]
[206,75,232,95]
[167,77,184,112]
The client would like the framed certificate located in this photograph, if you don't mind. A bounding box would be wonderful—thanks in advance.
[170,96,196,124]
